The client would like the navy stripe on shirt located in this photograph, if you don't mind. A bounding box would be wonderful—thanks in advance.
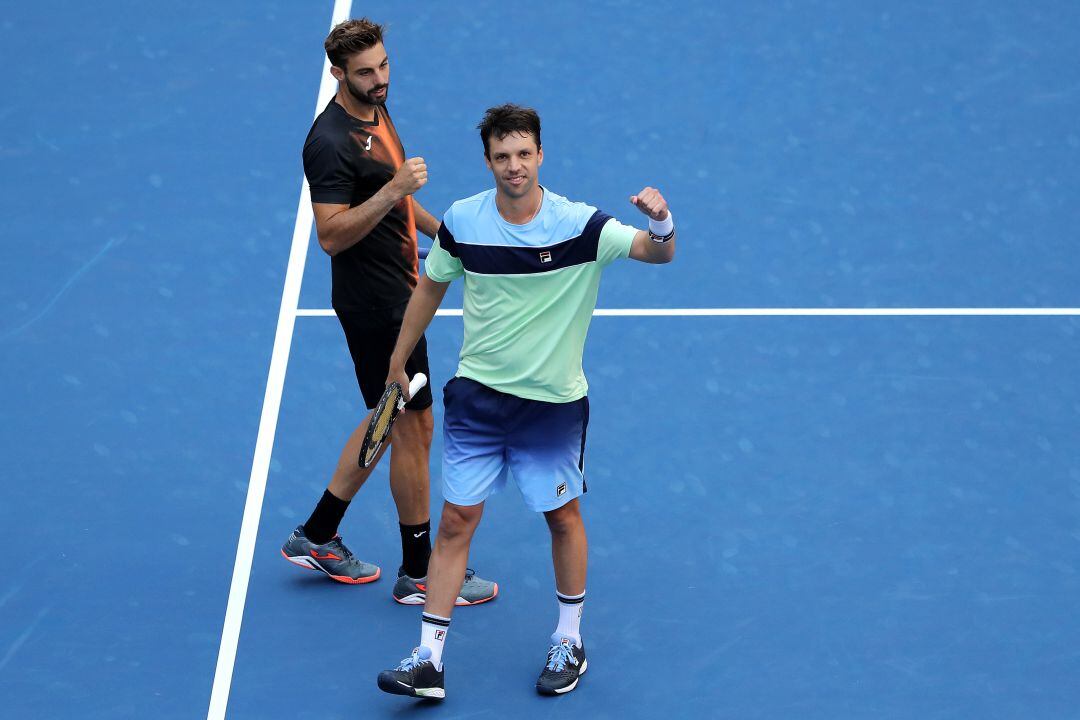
[437,222,458,257]
[449,210,612,275]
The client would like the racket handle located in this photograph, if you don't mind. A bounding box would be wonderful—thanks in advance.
[398,373,429,410]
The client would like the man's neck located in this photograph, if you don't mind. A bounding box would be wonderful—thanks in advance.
[335,88,377,122]
[495,186,544,225]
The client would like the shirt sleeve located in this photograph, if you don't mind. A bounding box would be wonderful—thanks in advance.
[424,219,464,282]
[597,217,637,266]
[303,133,355,204]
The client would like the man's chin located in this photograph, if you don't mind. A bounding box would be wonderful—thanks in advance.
[500,180,531,197]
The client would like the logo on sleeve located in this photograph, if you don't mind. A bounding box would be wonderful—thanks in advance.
[539,251,552,263]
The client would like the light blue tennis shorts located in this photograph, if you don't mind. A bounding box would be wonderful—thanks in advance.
[441,376,589,512]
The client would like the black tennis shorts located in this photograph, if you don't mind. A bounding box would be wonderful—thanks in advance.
[335,303,434,412]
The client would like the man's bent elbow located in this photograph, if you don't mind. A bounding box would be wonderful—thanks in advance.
[317,234,340,256]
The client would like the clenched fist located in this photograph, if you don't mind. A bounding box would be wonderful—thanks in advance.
[630,187,669,221]
[388,157,428,199]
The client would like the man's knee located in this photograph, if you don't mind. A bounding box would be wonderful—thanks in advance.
[394,407,434,447]
[544,499,582,536]
[437,502,483,542]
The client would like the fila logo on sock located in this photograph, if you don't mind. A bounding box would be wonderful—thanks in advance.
[435,629,446,640]
[539,250,552,263]
[556,482,567,497]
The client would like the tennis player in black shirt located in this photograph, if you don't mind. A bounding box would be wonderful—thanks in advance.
[281,18,496,606]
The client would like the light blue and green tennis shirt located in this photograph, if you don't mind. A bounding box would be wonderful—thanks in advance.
[425,187,638,403]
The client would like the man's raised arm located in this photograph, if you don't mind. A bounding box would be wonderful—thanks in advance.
[314,157,428,256]
[627,186,676,265]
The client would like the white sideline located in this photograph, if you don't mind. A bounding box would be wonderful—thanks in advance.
[207,2,352,718]
[296,307,1080,317]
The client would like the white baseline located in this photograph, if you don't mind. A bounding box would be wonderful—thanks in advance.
[296,307,1080,317]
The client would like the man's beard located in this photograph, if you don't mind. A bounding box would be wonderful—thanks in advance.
[346,77,388,106]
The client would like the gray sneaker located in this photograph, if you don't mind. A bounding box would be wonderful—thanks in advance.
[392,566,498,606]
[280,525,380,584]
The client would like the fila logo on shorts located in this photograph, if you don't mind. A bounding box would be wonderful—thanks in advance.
[539,250,552,263]
[556,482,567,497]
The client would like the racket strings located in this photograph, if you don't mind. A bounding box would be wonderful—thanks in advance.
[373,387,401,437]
[359,382,409,468]
[361,386,401,466]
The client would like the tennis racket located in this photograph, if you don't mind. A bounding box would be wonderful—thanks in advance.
[357,373,428,469]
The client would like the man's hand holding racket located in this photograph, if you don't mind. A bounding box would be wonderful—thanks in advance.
[386,363,412,404]
[358,271,452,469]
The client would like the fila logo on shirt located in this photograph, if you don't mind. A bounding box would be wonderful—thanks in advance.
[539,250,552,263]
[556,482,567,497]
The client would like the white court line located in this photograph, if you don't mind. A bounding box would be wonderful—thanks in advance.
[207,1,352,718]
[296,307,1080,317]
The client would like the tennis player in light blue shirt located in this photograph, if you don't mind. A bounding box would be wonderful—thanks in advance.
[378,104,677,699]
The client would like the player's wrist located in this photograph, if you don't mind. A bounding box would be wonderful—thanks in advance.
[380,183,405,204]
[648,211,674,243]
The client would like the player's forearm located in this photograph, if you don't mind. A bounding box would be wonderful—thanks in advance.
[389,275,449,370]
[317,185,403,256]
[629,228,676,264]
[413,200,440,240]
[643,229,676,263]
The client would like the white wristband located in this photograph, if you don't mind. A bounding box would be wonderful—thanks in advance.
[648,211,674,241]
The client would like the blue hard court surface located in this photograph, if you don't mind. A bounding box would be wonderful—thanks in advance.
[1,1,1079,718]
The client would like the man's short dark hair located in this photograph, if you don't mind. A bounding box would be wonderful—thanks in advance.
[477,104,542,158]
[324,18,385,69]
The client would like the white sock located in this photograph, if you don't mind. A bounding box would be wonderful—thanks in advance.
[420,612,450,670]
[554,589,585,647]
